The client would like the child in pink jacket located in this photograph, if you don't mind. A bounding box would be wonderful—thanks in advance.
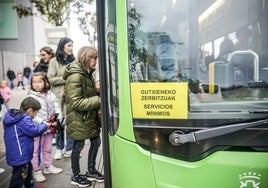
[0,80,12,109]
[17,70,25,90]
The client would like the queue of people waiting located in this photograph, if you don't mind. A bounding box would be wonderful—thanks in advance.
[1,37,103,188]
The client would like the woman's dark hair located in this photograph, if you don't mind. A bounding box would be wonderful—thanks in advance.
[33,46,55,73]
[20,97,41,111]
[30,72,51,92]
[55,37,75,65]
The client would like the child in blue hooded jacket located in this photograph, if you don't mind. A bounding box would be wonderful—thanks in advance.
[3,97,55,188]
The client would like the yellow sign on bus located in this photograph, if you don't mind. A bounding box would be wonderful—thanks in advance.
[130,82,188,119]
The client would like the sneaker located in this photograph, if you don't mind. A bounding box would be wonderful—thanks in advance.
[63,150,72,158]
[52,137,56,145]
[0,168,5,174]
[63,150,82,158]
[43,165,63,174]
[71,174,92,187]
[85,169,104,182]
[34,170,46,182]
[54,149,63,160]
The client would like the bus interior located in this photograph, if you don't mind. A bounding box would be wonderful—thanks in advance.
[125,0,268,161]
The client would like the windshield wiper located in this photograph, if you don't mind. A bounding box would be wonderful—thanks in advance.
[169,119,268,146]
[249,110,268,114]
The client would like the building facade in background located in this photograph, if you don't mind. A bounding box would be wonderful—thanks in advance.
[0,0,69,81]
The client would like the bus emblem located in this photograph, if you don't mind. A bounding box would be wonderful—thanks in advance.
[239,172,261,188]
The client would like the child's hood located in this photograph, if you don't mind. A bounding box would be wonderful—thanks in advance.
[27,89,42,97]
[3,109,26,126]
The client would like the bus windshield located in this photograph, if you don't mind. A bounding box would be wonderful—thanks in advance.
[128,0,268,123]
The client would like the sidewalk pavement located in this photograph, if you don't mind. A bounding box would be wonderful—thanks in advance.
[0,87,104,188]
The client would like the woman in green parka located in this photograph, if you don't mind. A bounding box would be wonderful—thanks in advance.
[63,46,104,187]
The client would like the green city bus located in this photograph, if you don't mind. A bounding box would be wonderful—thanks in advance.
[96,0,268,187]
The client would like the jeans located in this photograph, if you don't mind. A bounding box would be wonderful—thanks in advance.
[55,124,74,151]
[56,127,74,151]
[71,136,101,176]
[9,79,14,90]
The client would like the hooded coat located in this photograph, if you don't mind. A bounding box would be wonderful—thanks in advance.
[63,61,100,140]
[27,90,62,125]
[3,109,47,166]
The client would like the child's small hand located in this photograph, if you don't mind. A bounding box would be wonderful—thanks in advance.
[48,122,57,134]
[42,121,50,128]
[51,121,57,127]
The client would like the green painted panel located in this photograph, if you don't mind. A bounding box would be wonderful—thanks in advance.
[109,135,156,188]
[109,133,268,188]
[152,151,268,188]
[0,1,18,39]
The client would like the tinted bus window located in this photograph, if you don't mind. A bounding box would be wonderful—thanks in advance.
[127,0,268,161]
